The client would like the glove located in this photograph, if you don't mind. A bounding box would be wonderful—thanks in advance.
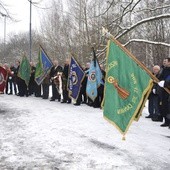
[158,81,165,88]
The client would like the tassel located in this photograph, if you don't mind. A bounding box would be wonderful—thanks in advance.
[108,76,130,99]
[117,86,130,99]
[122,135,126,141]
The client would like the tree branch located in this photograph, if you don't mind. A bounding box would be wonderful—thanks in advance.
[116,14,170,39]
[124,39,170,47]
[107,0,142,34]
[136,4,170,13]
[0,2,11,18]
[92,0,115,18]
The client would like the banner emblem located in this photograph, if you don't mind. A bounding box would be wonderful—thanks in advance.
[72,71,78,85]
[89,71,96,81]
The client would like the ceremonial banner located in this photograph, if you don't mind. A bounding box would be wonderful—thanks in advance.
[103,40,153,136]
[35,47,53,85]
[86,58,103,101]
[18,55,31,86]
[0,66,8,93]
[68,56,85,100]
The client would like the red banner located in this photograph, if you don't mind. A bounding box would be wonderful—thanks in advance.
[0,66,8,93]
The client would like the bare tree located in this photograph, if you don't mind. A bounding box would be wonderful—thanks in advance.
[38,0,170,67]
[0,31,41,63]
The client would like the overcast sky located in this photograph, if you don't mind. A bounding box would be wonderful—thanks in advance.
[0,0,63,40]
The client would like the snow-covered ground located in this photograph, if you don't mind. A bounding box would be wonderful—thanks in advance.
[0,94,170,170]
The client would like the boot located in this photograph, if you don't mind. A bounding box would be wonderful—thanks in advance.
[160,118,169,127]
[145,115,152,118]
[152,115,163,122]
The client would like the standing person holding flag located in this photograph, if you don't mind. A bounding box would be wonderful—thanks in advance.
[49,60,63,101]
[17,55,31,97]
[86,47,103,103]
[35,46,53,86]
[34,46,53,98]
[93,64,106,108]
[102,28,156,139]
[68,56,85,105]
[62,58,71,103]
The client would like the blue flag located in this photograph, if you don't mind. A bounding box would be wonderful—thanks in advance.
[86,59,103,101]
[35,47,53,85]
[68,56,85,100]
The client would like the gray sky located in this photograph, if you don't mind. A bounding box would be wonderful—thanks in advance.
[0,0,52,40]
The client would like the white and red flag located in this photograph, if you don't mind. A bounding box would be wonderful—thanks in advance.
[0,66,8,93]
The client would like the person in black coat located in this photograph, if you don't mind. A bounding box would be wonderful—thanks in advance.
[159,57,170,127]
[50,59,63,101]
[15,60,23,96]
[93,64,106,108]
[42,74,50,99]
[146,65,162,122]
[61,58,71,103]
[28,62,36,96]
[6,63,17,95]
[74,62,90,106]
[158,79,170,129]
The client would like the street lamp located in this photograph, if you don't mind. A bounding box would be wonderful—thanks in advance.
[28,0,47,61]
[29,0,32,62]
[1,13,7,62]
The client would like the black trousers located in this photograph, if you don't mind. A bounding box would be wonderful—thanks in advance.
[93,85,104,108]
[51,82,60,100]
[28,80,36,95]
[160,90,169,123]
[34,84,41,97]
[148,94,160,117]
[63,89,71,102]
[42,84,49,99]
[19,79,28,96]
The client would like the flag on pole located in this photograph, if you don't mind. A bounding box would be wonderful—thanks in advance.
[103,39,153,137]
[18,55,31,86]
[86,48,103,101]
[35,47,53,85]
[68,56,85,100]
[0,66,8,93]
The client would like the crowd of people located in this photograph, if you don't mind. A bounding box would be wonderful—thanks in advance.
[146,58,170,129]
[0,58,105,109]
[1,57,170,129]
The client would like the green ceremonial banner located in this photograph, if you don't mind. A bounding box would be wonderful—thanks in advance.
[103,40,153,136]
[34,47,53,85]
[35,50,43,79]
[18,55,31,86]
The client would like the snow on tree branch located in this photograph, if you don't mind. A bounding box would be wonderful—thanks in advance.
[116,14,170,39]
[124,39,170,47]
[107,0,141,27]
[136,5,170,13]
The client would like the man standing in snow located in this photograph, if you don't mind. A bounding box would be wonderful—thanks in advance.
[61,58,71,103]
[50,59,63,101]
[158,79,170,129]
[146,65,162,121]
[159,58,170,127]
[28,62,36,96]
